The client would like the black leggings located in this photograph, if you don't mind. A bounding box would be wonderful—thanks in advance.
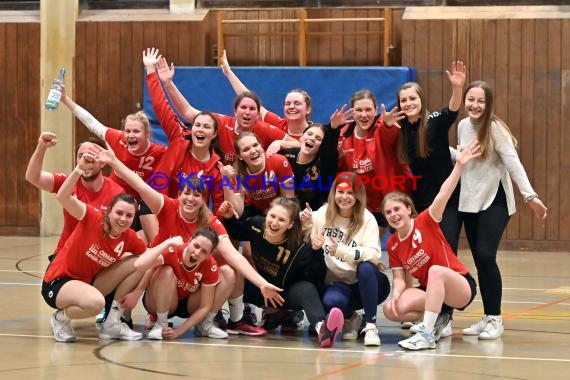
[244,280,326,327]
[461,184,510,316]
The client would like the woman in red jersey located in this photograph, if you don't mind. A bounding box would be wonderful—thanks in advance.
[382,140,481,351]
[42,153,182,343]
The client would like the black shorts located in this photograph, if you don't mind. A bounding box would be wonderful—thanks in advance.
[417,272,477,312]
[142,292,190,319]
[42,277,74,309]
[131,200,155,232]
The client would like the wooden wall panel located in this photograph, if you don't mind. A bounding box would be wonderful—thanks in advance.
[0,21,40,235]
[402,13,569,251]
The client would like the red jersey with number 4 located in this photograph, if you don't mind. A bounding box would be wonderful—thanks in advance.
[105,128,166,199]
[162,251,219,300]
[51,173,125,254]
[44,207,147,284]
[150,195,228,247]
[387,210,468,287]
[243,154,294,214]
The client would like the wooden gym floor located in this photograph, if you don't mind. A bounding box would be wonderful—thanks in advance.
[0,236,569,380]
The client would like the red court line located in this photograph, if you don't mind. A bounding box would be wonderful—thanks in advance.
[502,294,570,321]
[307,353,389,379]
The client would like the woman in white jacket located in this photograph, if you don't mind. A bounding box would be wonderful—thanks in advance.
[311,172,391,346]
[458,80,547,340]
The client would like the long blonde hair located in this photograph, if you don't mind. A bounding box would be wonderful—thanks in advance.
[396,82,430,165]
[464,81,518,158]
[325,172,367,244]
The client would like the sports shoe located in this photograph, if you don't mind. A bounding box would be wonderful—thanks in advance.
[144,313,157,332]
[361,323,381,346]
[281,310,305,332]
[433,312,452,341]
[440,321,453,338]
[462,315,490,336]
[227,318,267,336]
[99,321,143,341]
[342,311,363,340]
[195,319,229,339]
[214,309,228,330]
[398,331,436,350]
[478,317,504,340]
[400,321,415,329]
[50,311,76,343]
[317,307,344,348]
[147,322,167,340]
[261,308,289,331]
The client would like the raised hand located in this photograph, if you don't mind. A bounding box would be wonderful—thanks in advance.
[265,140,282,157]
[329,104,353,129]
[456,139,482,166]
[156,56,175,84]
[218,200,236,219]
[312,228,325,250]
[300,202,312,224]
[380,103,405,128]
[217,161,236,179]
[446,60,467,89]
[86,143,115,166]
[168,235,185,248]
[219,49,231,76]
[38,132,58,148]
[143,47,161,72]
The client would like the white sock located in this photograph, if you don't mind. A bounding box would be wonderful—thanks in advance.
[56,309,70,322]
[228,295,244,323]
[203,312,216,324]
[422,311,438,333]
[104,300,124,325]
[156,312,168,324]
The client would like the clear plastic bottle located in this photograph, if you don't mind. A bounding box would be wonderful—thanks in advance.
[45,68,66,111]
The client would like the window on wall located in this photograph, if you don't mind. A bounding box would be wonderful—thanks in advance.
[0,1,39,10]
[84,0,169,9]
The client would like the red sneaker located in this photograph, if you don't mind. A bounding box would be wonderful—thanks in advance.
[318,308,344,348]
[227,318,267,336]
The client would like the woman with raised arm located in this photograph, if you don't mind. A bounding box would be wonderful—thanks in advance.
[382,140,481,351]
[155,57,299,165]
[220,49,312,139]
[90,144,283,338]
[458,81,547,340]
[42,152,183,343]
[311,172,391,347]
[60,85,165,244]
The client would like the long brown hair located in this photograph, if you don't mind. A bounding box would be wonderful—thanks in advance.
[233,132,264,188]
[464,81,518,158]
[103,193,137,237]
[325,172,367,244]
[396,82,430,165]
[178,177,211,227]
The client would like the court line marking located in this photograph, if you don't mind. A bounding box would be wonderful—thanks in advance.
[503,294,570,321]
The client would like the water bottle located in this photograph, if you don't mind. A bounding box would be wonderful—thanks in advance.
[45,68,65,111]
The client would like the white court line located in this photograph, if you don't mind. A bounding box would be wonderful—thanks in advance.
[1,332,570,364]
[0,282,41,286]
[0,270,44,273]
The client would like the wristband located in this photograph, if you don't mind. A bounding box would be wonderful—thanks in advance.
[74,166,86,176]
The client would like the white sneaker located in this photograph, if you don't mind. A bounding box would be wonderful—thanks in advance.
[342,311,362,340]
[440,321,453,338]
[409,322,422,333]
[147,322,167,340]
[478,317,504,340]
[462,315,489,336]
[398,331,436,350]
[195,320,229,339]
[50,311,76,343]
[361,323,381,346]
[99,321,143,341]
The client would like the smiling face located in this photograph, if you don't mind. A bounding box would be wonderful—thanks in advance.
[352,98,377,131]
[234,97,260,130]
[299,126,324,157]
[236,134,265,172]
[283,91,310,123]
[183,235,214,268]
[264,204,293,242]
[334,186,357,217]
[191,114,217,149]
[398,87,422,123]
[124,117,150,155]
[383,199,412,234]
[464,87,487,123]
[107,200,136,237]
[177,186,205,221]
